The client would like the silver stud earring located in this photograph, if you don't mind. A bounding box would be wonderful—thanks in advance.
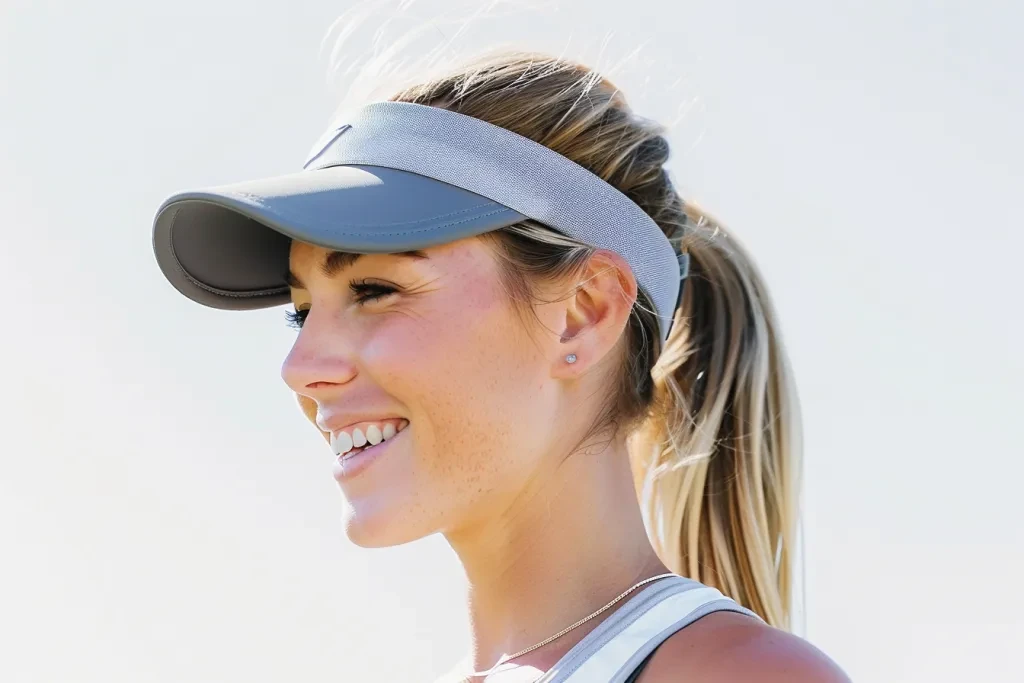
[566,353,578,364]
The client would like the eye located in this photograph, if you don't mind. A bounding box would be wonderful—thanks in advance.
[284,281,397,329]
[350,279,398,305]
[284,308,309,329]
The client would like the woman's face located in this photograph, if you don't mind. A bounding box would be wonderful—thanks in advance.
[281,237,570,547]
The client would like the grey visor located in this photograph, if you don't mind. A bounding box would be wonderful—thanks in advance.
[153,101,685,341]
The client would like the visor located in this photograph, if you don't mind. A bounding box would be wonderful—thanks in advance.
[152,101,685,341]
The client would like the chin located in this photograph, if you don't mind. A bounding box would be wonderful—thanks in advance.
[340,501,433,548]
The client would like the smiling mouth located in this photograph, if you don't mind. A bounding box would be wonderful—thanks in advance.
[339,439,383,461]
[329,419,409,458]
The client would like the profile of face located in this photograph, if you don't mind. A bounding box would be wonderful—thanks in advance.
[281,236,604,547]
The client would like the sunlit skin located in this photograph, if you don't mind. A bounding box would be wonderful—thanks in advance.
[280,237,848,682]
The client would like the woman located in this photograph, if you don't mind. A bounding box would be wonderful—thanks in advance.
[153,52,848,682]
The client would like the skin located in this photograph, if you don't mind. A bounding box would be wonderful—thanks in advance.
[281,237,848,682]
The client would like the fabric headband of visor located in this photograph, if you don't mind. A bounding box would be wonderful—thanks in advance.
[153,101,689,342]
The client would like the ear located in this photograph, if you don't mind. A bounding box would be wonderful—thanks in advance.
[552,249,638,378]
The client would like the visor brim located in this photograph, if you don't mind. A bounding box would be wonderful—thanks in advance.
[152,164,526,309]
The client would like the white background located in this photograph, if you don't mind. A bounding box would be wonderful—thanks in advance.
[1,1,1021,681]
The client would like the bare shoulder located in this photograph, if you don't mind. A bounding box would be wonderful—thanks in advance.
[635,611,850,683]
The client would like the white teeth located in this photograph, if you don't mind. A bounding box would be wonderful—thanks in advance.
[331,430,353,456]
[331,421,404,457]
[366,424,383,445]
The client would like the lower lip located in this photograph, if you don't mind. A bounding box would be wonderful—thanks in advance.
[331,429,403,481]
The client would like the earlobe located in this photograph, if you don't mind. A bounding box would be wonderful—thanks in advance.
[551,348,583,379]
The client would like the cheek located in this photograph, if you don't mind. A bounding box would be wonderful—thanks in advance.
[363,267,548,489]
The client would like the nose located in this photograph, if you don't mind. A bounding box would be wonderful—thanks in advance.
[280,317,358,399]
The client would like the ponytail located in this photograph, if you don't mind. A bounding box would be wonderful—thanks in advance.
[632,206,801,629]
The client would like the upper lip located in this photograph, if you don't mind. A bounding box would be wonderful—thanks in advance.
[315,411,404,435]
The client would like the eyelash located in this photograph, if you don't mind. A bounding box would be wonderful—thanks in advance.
[284,280,399,329]
[284,309,308,329]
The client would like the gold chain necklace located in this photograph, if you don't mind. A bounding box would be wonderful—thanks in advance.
[461,573,675,680]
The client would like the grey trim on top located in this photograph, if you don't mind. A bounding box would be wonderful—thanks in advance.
[538,576,760,683]
[609,599,758,682]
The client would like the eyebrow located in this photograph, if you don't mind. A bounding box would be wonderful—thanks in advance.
[285,250,428,289]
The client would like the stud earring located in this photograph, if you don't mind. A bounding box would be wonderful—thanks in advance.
[566,353,578,364]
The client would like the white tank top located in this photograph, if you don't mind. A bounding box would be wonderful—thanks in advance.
[438,575,760,682]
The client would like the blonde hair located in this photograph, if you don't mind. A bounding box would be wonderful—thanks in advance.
[382,50,802,629]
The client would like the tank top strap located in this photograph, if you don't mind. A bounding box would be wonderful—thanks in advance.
[538,575,760,683]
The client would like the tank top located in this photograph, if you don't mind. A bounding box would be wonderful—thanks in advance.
[438,575,761,682]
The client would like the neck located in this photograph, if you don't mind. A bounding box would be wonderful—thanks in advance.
[445,436,669,674]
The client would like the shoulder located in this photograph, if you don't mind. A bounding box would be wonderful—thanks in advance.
[635,611,850,683]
